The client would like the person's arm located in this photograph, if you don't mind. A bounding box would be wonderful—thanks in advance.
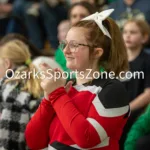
[130,62,150,111]
[48,81,129,149]
[130,88,150,111]
[25,98,55,150]
[125,105,150,150]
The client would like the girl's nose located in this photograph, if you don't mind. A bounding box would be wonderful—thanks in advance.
[63,44,71,54]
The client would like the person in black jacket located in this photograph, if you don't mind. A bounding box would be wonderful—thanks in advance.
[120,18,150,150]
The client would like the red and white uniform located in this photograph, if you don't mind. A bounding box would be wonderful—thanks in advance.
[25,78,130,150]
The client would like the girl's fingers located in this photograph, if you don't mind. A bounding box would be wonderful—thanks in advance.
[39,63,54,77]
[54,68,63,78]
[39,63,51,71]
[65,81,73,93]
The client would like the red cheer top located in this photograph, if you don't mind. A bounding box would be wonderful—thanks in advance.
[25,77,130,150]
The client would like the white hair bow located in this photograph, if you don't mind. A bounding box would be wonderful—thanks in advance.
[82,9,114,39]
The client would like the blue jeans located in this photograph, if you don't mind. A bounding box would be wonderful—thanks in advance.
[24,1,68,50]
[6,0,27,34]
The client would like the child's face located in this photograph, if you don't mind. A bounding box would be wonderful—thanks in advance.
[58,21,70,41]
[123,22,144,50]
[70,5,90,25]
[63,27,92,71]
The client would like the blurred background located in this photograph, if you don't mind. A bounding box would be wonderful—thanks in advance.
[0,0,150,150]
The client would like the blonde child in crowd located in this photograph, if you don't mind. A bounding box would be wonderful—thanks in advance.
[0,40,43,150]
[120,19,150,150]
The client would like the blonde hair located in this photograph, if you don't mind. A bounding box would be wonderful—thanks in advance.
[0,40,43,98]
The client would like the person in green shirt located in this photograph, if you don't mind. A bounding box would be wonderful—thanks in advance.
[125,105,150,150]
[55,20,70,72]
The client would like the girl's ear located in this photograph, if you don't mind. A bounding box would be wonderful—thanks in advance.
[4,58,12,70]
[93,48,104,59]
[142,34,149,44]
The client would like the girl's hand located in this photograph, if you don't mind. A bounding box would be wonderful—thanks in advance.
[39,63,72,99]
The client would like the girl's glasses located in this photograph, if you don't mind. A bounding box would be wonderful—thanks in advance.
[59,40,95,52]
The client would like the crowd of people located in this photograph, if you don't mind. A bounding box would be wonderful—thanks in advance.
[0,0,150,150]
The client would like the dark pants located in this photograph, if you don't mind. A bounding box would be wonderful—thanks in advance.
[0,18,9,37]
[24,1,68,50]
[6,0,27,35]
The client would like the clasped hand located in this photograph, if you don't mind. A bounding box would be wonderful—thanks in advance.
[39,63,72,100]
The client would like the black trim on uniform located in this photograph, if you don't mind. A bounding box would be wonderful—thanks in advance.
[92,77,129,109]
[51,141,80,150]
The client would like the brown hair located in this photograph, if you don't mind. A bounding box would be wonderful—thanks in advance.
[73,18,129,76]
[0,40,43,98]
[69,1,97,18]
[124,19,150,37]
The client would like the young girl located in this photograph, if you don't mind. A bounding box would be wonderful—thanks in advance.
[25,9,130,150]
[120,19,150,149]
[0,40,43,150]
[55,1,96,76]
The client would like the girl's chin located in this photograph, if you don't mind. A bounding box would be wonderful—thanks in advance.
[125,44,134,49]
[66,64,78,70]
[67,65,76,70]
[66,63,88,71]
[66,66,86,72]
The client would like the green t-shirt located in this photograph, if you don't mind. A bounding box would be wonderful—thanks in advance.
[55,47,68,72]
